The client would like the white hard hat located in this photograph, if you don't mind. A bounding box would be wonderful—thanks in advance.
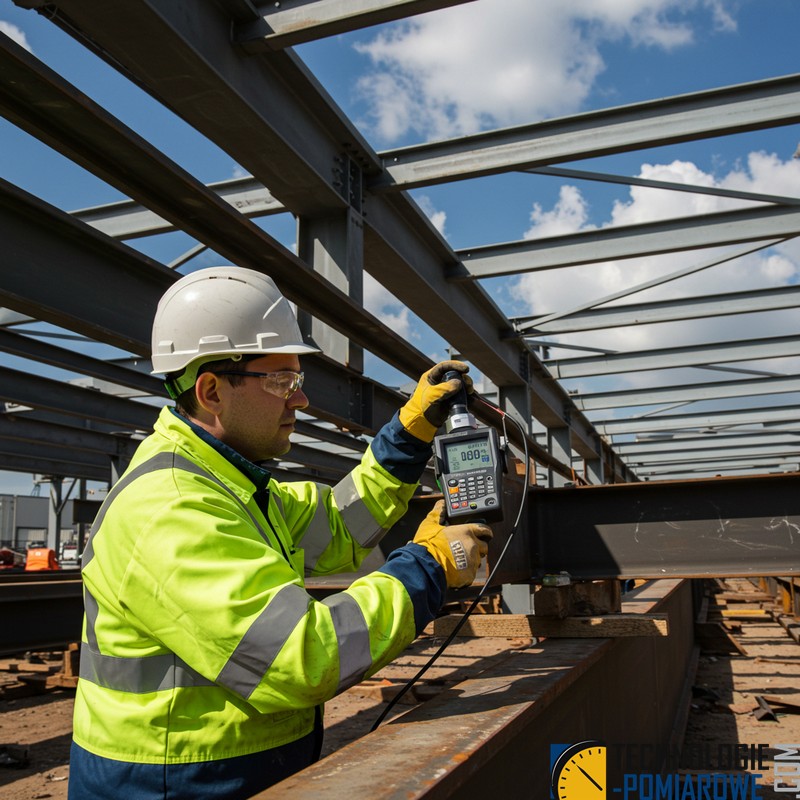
[151,266,318,396]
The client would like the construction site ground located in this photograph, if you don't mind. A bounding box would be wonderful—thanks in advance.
[3,577,800,799]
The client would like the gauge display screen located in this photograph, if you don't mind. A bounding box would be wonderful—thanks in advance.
[444,437,494,473]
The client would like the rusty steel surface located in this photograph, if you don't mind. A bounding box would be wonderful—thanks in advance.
[252,579,695,800]
[531,472,800,580]
[0,570,84,655]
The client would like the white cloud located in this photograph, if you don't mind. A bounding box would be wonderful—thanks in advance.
[363,272,415,341]
[354,0,735,143]
[415,195,447,236]
[0,20,32,52]
[511,153,800,363]
[525,185,594,239]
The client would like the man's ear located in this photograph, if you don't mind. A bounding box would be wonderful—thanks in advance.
[194,372,225,416]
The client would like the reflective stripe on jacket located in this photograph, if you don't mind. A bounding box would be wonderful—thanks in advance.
[73,406,442,764]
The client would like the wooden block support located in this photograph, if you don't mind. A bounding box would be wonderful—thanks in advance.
[432,612,668,639]
[534,580,621,618]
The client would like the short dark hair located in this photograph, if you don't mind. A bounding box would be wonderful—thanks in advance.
[172,356,258,417]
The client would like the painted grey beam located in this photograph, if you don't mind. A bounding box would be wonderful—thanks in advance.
[0,411,374,485]
[0,328,165,397]
[375,73,800,190]
[294,421,368,453]
[532,474,800,578]
[0,178,173,357]
[0,36,431,382]
[615,432,800,456]
[107,353,406,439]
[625,444,800,465]
[0,366,159,431]
[546,333,800,379]
[527,166,800,207]
[519,241,778,333]
[0,453,107,482]
[0,429,131,471]
[573,375,800,411]
[298,355,407,434]
[0,414,141,461]
[278,443,358,476]
[516,284,800,335]
[0,316,405,443]
[71,176,285,240]
[595,405,800,436]
[456,205,800,278]
[0,177,419,438]
[84,160,800,244]
[0,412,362,483]
[236,0,477,50]
[636,459,798,476]
[13,8,354,219]
[38,0,621,475]
[656,467,799,479]
[0,310,31,326]
[0,319,404,443]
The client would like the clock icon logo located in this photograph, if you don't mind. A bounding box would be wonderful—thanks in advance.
[550,740,607,799]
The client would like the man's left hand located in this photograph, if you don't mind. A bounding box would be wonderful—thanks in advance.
[398,361,472,442]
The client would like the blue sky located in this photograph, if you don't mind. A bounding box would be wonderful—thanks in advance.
[1,0,799,492]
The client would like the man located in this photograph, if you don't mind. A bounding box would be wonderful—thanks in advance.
[69,266,492,799]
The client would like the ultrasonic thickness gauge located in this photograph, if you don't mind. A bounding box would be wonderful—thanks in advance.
[433,425,504,522]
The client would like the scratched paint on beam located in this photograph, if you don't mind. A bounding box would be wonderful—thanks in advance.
[530,473,800,579]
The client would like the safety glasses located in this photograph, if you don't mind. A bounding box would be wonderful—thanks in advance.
[211,370,305,399]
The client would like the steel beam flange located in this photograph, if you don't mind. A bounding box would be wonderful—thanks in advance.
[250,580,694,800]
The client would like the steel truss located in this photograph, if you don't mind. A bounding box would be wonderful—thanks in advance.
[0,1,798,546]
[2,6,800,792]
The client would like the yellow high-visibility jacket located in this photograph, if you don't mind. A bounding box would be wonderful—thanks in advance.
[73,406,444,765]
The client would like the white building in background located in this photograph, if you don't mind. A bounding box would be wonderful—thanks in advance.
[0,493,84,563]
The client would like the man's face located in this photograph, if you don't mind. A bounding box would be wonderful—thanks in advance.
[215,353,308,462]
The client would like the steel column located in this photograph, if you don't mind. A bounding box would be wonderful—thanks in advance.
[298,204,365,372]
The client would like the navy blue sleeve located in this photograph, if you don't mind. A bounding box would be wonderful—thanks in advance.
[378,542,446,635]
[370,413,433,484]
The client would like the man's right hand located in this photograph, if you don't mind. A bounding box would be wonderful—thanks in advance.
[413,500,493,588]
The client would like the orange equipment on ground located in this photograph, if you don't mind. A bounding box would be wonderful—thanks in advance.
[25,546,61,571]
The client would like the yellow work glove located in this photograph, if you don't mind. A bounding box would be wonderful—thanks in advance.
[398,361,473,442]
[413,500,493,588]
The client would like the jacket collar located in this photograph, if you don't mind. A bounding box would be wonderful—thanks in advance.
[166,407,272,492]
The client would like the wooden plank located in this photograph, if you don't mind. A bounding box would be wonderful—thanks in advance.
[719,609,772,620]
[432,612,668,638]
[714,592,774,602]
[0,660,59,674]
[763,694,800,710]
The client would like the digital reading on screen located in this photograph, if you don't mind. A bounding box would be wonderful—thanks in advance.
[444,437,494,474]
